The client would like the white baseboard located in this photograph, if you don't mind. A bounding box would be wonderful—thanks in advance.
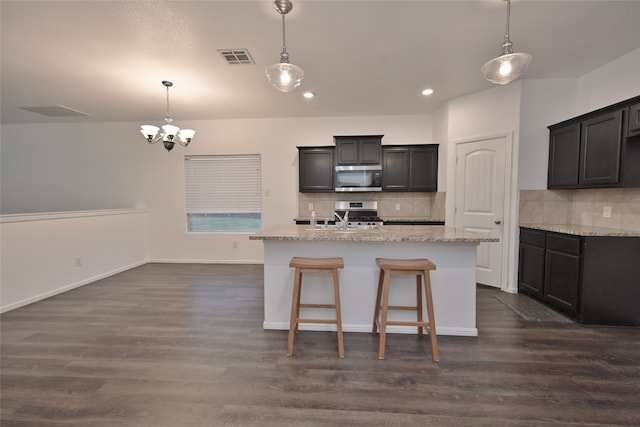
[149,259,264,265]
[262,321,478,337]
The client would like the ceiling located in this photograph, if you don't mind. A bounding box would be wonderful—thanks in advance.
[1,1,639,125]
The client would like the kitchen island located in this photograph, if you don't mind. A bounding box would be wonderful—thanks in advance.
[250,225,498,337]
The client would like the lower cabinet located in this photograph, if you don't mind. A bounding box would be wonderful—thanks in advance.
[518,227,640,326]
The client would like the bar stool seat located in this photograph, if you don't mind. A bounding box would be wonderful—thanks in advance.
[288,257,345,358]
[372,258,439,361]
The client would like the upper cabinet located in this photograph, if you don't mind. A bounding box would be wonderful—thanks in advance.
[628,102,640,138]
[334,135,382,165]
[547,95,640,189]
[298,147,335,193]
[382,145,438,192]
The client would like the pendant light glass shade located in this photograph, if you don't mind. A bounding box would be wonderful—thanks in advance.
[266,0,303,93]
[266,61,304,92]
[482,0,532,85]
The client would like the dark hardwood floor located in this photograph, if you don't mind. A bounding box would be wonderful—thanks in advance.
[2,263,639,426]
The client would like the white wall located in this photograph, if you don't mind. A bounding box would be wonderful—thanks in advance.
[443,82,522,225]
[1,114,433,264]
[517,48,640,190]
[576,48,640,114]
[1,122,148,214]
[0,209,149,312]
[518,79,577,189]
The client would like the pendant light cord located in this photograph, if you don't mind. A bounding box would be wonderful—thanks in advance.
[281,13,287,54]
[505,0,511,39]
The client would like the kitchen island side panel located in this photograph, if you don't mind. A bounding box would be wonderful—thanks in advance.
[262,240,478,336]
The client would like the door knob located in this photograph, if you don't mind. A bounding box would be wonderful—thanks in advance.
[494,219,502,225]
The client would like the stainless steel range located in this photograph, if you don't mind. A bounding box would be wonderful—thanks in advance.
[334,201,383,226]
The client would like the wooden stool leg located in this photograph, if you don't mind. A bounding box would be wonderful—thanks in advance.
[294,272,303,333]
[378,269,392,360]
[416,274,424,336]
[423,269,439,362]
[287,269,302,357]
[372,269,384,334]
[332,268,345,359]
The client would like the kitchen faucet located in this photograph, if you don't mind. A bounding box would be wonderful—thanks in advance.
[334,211,349,229]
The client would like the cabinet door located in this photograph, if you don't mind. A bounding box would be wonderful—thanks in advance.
[360,139,382,164]
[519,243,546,298]
[382,147,410,191]
[580,110,622,186]
[518,229,546,298]
[548,123,580,188]
[336,140,359,165]
[544,234,581,315]
[298,148,334,192]
[628,103,640,138]
[410,145,438,191]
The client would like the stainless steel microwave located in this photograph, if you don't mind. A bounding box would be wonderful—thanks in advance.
[335,165,382,192]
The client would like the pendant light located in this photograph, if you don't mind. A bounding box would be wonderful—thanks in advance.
[481,0,532,85]
[265,0,304,93]
[140,81,195,152]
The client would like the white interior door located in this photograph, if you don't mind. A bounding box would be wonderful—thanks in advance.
[455,136,507,288]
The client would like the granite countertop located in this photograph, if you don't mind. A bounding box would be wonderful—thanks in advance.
[294,217,445,223]
[520,223,640,237]
[250,225,498,243]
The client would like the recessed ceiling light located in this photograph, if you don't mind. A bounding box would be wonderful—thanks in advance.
[422,88,434,96]
[303,91,315,99]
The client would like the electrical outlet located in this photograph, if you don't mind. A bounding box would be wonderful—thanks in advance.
[308,203,314,211]
[395,203,401,211]
[75,257,82,267]
[603,206,612,218]
[265,190,271,197]
[233,242,238,249]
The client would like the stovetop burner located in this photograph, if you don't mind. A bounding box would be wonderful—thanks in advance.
[335,201,383,226]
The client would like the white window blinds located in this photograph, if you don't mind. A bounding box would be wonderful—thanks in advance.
[185,155,261,214]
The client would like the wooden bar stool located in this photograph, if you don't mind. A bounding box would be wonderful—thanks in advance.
[288,257,345,358]
[372,258,439,361]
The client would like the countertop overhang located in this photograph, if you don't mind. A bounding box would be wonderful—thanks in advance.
[520,223,640,237]
[250,225,498,243]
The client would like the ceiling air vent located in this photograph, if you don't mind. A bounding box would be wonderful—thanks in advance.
[217,49,255,65]
[20,105,91,118]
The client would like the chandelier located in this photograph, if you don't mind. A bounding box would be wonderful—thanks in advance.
[140,81,195,152]
[481,0,532,85]
[265,0,304,92]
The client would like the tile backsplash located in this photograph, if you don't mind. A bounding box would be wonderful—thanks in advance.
[298,192,446,220]
[519,188,640,231]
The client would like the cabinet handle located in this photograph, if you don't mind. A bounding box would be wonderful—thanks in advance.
[495,219,502,225]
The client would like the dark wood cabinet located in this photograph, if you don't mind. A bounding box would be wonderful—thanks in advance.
[518,228,546,298]
[580,110,623,186]
[544,234,581,315]
[518,227,640,326]
[298,147,334,192]
[382,144,438,192]
[548,123,580,188]
[628,102,640,138]
[547,95,640,189]
[548,110,623,188]
[334,135,382,165]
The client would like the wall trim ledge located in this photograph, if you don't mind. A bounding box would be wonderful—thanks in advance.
[1,208,148,224]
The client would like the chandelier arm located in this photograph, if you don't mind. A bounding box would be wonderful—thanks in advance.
[165,84,171,119]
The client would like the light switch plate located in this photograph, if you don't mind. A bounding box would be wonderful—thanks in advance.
[395,203,401,211]
[603,206,612,218]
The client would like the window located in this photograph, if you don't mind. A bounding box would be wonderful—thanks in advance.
[185,155,261,232]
